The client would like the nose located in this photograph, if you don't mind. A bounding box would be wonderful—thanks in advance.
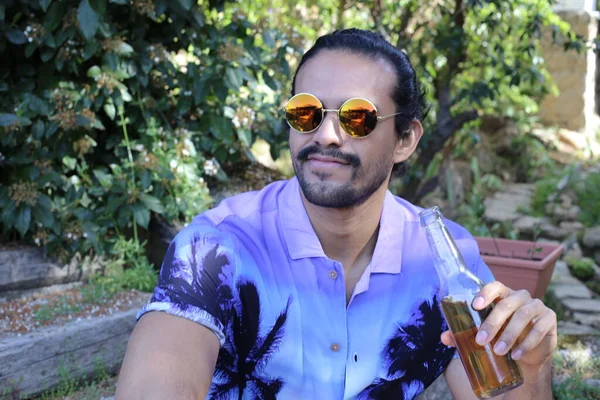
[312,111,344,148]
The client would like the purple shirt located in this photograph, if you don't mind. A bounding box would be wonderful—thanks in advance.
[138,177,495,399]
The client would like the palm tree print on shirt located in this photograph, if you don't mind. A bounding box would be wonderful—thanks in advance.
[359,296,456,400]
[210,281,292,400]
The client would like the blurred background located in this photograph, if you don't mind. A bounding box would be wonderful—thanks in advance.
[1,0,600,399]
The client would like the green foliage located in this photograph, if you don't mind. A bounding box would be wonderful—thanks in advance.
[575,172,600,227]
[455,157,516,238]
[543,289,565,322]
[553,348,600,400]
[566,257,596,282]
[34,295,82,322]
[510,134,558,183]
[531,177,559,216]
[585,279,600,296]
[83,236,158,303]
[0,0,299,259]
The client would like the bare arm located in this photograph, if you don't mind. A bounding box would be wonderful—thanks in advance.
[115,312,220,400]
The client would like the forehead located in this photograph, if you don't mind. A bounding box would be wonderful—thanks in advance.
[294,50,397,107]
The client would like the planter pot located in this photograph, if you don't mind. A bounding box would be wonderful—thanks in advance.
[475,237,564,299]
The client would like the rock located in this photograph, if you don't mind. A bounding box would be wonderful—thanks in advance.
[573,312,600,329]
[433,160,474,211]
[567,206,581,221]
[537,238,561,245]
[552,284,593,299]
[557,321,600,336]
[540,223,569,240]
[559,221,585,235]
[551,261,581,285]
[595,250,600,266]
[564,242,584,259]
[562,299,600,313]
[545,204,571,221]
[417,375,452,400]
[583,226,600,248]
[559,193,574,209]
[484,184,535,223]
[513,216,551,235]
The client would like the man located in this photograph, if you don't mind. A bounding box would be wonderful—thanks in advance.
[116,29,556,399]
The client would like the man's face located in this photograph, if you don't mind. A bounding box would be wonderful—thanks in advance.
[289,50,404,209]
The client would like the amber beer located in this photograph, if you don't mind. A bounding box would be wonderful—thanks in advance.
[419,207,523,399]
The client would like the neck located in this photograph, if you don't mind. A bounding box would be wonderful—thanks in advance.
[300,185,387,271]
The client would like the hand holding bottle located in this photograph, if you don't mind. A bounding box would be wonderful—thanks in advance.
[441,281,558,368]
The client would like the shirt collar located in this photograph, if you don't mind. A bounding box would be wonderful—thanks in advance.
[279,177,405,274]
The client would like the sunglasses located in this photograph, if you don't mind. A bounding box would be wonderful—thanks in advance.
[284,93,401,138]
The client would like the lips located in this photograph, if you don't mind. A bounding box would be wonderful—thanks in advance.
[307,155,350,165]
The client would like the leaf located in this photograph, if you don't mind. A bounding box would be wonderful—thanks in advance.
[236,129,252,147]
[32,120,45,139]
[115,42,134,56]
[261,30,275,47]
[263,71,278,91]
[33,204,55,228]
[87,65,102,78]
[15,206,32,237]
[132,204,150,229]
[93,169,113,188]
[89,0,107,15]
[41,49,55,62]
[44,2,66,32]
[103,103,116,120]
[5,29,26,44]
[0,114,18,127]
[29,96,50,115]
[25,43,36,58]
[62,156,77,170]
[77,0,100,41]
[45,121,59,138]
[139,193,164,214]
[39,0,53,12]
[76,115,91,126]
[193,76,208,105]
[225,68,243,90]
[177,0,193,10]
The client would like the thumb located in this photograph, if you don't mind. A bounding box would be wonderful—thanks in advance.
[441,330,456,347]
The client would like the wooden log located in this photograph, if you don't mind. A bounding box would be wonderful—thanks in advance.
[0,294,149,398]
[0,248,103,292]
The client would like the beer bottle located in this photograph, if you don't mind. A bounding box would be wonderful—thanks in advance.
[419,206,523,399]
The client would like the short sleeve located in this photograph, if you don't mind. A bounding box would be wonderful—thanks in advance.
[136,219,236,345]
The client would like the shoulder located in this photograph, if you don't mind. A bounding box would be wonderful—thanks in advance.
[200,179,290,226]
[390,193,483,267]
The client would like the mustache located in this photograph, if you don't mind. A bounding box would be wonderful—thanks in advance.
[296,144,361,167]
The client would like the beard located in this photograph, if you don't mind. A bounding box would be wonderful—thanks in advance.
[292,144,392,209]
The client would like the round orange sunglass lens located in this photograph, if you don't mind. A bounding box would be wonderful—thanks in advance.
[339,98,378,137]
[285,94,323,132]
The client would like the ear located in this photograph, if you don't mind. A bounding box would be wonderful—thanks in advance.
[393,120,423,164]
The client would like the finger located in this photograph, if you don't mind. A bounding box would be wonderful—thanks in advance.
[510,311,557,361]
[441,330,456,347]
[476,289,532,346]
[472,281,513,310]
[491,298,547,356]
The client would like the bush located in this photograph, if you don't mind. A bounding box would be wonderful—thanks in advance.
[0,0,299,260]
[530,177,559,217]
[566,257,596,282]
[575,172,600,227]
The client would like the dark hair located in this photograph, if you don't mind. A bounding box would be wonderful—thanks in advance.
[291,28,428,142]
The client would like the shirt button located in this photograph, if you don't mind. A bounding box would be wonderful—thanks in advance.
[328,270,338,279]
[330,343,341,352]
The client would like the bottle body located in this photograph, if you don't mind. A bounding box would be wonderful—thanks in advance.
[441,293,523,399]
[419,207,523,399]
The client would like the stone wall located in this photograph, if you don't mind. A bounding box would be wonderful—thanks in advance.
[538,11,599,134]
